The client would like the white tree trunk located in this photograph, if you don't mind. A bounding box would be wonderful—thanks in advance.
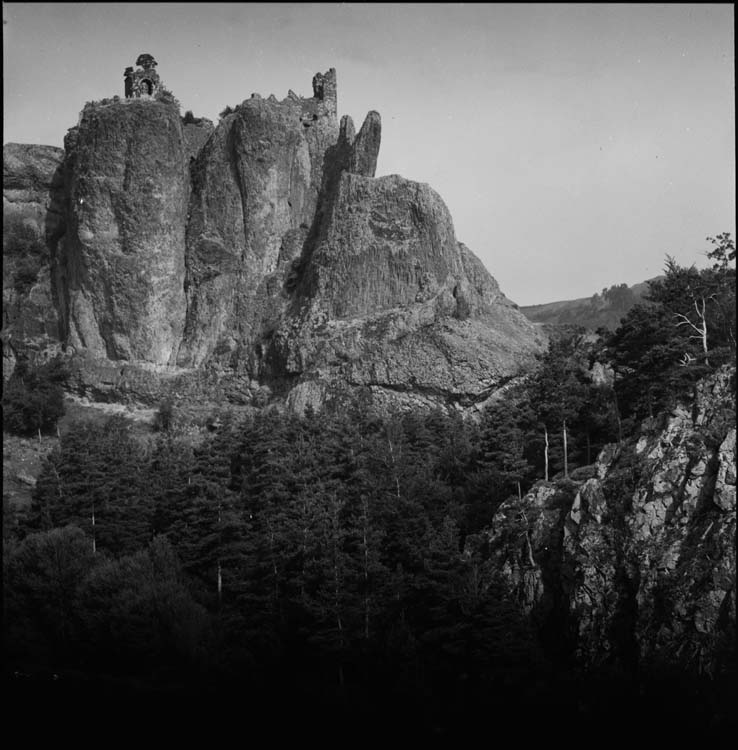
[675,297,710,366]
[544,426,549,482]
[362,495,370,640]
[91,502,96,555]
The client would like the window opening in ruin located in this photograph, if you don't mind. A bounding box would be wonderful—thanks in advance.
[142,79,153,96]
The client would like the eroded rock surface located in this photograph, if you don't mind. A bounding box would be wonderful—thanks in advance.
[487,366,737,676]
[270,171,543,411]
[176,74,340,368]
[2,143,66,376]
[3,66,545,410]
[61,99,189,364]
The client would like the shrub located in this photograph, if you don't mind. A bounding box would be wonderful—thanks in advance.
[4,216,46,258]
[5,218,46,295]
[155,86,180,109]
[12,257,42,295]
[153,398,175,432]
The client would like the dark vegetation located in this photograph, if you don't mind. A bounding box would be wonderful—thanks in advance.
[4,215,47,296]
[182,110,210,127]
[3,237,736,736]
[154,86,179,108]
[607,234,736,422]
[2,355,68,436]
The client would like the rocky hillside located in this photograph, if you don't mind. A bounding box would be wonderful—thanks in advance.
[521,279,654,332]
[487,365,736,679]
[3,65,545,412]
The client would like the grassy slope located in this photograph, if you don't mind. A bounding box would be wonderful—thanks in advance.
[521,279,655,331]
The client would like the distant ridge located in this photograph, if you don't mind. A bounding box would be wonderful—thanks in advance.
[521,278,660,332]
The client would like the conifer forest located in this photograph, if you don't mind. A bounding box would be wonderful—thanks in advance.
[3,238,736,739]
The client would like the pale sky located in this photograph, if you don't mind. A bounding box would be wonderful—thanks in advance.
[3,3,735,306]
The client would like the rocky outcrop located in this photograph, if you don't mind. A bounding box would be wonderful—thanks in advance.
[2,143,66,376]
[3,143,65,213]
[176,76,341,368]
[296,174,462,317]
[269,171,543,411]
[3,65,545,410]
[487,366,736,676]
[182,118,215,161]
[60,99,189,365]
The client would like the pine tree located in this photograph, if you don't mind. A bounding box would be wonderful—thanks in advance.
[169,419,247,610]
[478,389,537,502]
[3,526,97,666]
[31,417,153,556]
[230,410,308,651]
[607,239,736,423]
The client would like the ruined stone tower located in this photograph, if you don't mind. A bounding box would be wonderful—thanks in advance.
[124,53,161,98]
[311,68,337,117]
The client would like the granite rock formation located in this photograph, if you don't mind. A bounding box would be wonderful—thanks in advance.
[2,143,66,379]
[175,72,343,369]
[61,98,189,364]
[3,64,546,410]
[486,365,736,676]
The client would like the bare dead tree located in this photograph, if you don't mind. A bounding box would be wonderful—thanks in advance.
[675,295,714,366]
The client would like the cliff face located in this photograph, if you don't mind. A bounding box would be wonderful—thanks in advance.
[3,67,545,410]
[487,366,736,676]
[269,168,542,411]
[2,144,66,379]
[61,99,189,365]
[176,78,340,368]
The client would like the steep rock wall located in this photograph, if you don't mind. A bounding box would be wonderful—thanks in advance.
[61,99,189,365]
[266,168,544,410]
[177,75,340,367]
[2,144,66,378]
[486,366,736,676]
[182,119,215,161]
[297,173,463,318]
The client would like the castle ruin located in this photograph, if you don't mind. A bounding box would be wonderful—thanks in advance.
[311,69,337,117]
[124,53,161,98]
